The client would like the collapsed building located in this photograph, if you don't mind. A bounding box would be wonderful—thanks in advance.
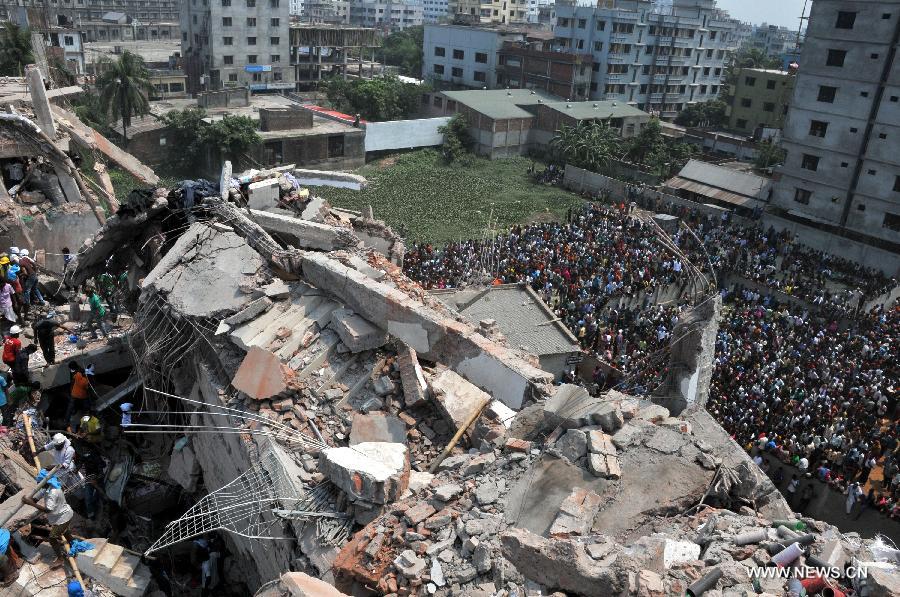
[28,164,892,597]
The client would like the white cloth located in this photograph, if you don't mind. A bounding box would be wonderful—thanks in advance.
[41,487,73,526]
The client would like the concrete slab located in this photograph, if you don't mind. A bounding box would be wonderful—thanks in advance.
[248,179,280,211]
[349,412,407,445]
[330,308,388,353]
[430,369,491,434]
[320,442,410,504]
[232,345,289,400]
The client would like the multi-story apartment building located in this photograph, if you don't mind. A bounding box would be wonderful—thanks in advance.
[423,0,449,23]
[181,0,294,94]
[448,0,527,25]
[423,23,525,87]
[496,39,593,99]
[0,0,179,41]
[349,0,424,30]
[772,0,900,250]
[553,0,737,118]
[302,0,350,23]
[290,0,306,16]
[525,0,552,24]
[748,23,799,57]
[727,67,795,135]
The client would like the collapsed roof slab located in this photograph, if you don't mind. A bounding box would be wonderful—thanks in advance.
[249,208,360,252]
[301,252,554,410]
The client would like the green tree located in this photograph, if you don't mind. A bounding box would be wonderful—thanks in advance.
[324,75,422,122]
[0,22,33,76]
[204,115,261,164]
[97,51,153,146]
[674,100,728,128]
[71,92,110,132]
[549,121,622,173]
[378,26,424,77]
[625,118,696,178]
[159,107,209,175]
[754,139,786,169]
[437,114,473,162]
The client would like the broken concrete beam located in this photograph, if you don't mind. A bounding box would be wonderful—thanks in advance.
[219,160,232,201]
[292,168,367,190]
[248,179,280,211]
[249,208,360,252]
[231,345,289,400]
[472,399,515,444]
[330,308,389,353]
[544,385,624,432]
[224,297,273,327]
[26,65,56,138]
[396,343,427,407]
[549,487,602,537]
[349,412,407,445]
[500,528,627,597]
[301,196,328,222]
[167,442,201,491]
[430,369,491,434]
[301,252,554,410]
[320,442,409,504]
[256,571,350,597]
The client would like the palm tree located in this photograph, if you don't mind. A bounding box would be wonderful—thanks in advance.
[97,51,152,146]
[0,22,33,77]
[550,121,621,174]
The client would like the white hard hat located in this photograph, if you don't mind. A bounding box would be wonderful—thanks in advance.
[8,247,18,255]
[19,249,28,257]
[81,415,90,423]
[52,432,66,445]
[9,325,21,335]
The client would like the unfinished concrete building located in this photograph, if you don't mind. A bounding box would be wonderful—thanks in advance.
[290,25,382,88]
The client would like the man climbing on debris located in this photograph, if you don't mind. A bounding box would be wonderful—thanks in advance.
[33,312,63,365]
[84,285,108,340]
[21,469,74,564]
[42,433,77,478]
[2,325,21,370]
[66,363,91,431]
[11,344,37,386]
[18,249,44,313]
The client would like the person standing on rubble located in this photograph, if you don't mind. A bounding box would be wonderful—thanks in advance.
[33,312,62,365]
[66,363,91,432]
[83,285,108,340]
[42,433,77,478]
[22,469,74,564]
[1,325,21,370]
[0,278,16,335]
[18,249,44,312]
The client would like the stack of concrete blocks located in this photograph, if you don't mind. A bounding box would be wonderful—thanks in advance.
[248,179,281,211]
[76,538,152,597]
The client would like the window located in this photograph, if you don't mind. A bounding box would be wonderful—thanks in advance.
[182,32,187,41]
[826,49,847,67]
[192,14,197,23]
[885,212,900,231]
[252,73,262,82]
[577,40,585,50]
[223,55,233,64]
[475,52,487,63]
[766,80,776,90]
[64,35,74,45]
[248,54,257,63]
[861,91,869,97]
[763,102,775,112]
[809,120,828,137]
[871,53,879,59]
[817,86,837,103]
[451,67,463,77]
[223,36,233,45]
[247,17,256,25]
[706,49,713,58]
[271,54,280,62]
[594,41,603,51]
[841,162,848,168]
[452,49,464,60]
[434,46,445,57]
[222,16,232,25]
[709,31,717,40]
[794,188,812,204]
[891,96,899,102]
[327,135,344,158]
[270,0,278,6]
[596,20,605,31]
[270,37,279,44]
[577,18,585,28]
[703,67,710,76]
[246,0,255,5]
[433,64,444,74]
[736,118,748,129]
[247,36,257,45]
[879,132,887,139]
[270,18,279,26]
[474,70,486,82]
[867,169,877,175]
[740,98,752,108]
[744,76,756,86]
[835,11,856,29]
[228,73,238,82]
[850,127,858,133]
[222,0,230,5]
[801,154,820,171]
[714,68,721,76]
[857,204,866,211]
[884,13,893,19]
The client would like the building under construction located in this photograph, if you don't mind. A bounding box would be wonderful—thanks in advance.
[290,25,383,88]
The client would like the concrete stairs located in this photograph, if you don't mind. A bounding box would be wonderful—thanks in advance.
[75,538,151,597]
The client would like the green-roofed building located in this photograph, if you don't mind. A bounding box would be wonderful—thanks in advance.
[429,88,651,158]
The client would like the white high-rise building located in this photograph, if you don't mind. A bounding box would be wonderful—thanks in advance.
[772,0,900,252]
[290,0,306,15]
[553,0,737,118]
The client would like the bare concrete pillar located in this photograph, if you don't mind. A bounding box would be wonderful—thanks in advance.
[219,160,233,200]
[26,65,56,139]
[53,165,82,203]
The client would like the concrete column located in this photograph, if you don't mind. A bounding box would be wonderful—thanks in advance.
[53,165,82,203]
[26,65,56,138]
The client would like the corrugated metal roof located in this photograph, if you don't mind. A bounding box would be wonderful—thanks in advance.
[673,159,771,199]
[666,176,760,208]
[434,284,580,356]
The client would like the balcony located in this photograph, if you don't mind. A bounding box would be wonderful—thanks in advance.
[607,55,626,63]
[610,34,632,43]
[605,74,625,82]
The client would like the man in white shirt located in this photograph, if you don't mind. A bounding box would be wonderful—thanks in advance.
[22,469,74,561]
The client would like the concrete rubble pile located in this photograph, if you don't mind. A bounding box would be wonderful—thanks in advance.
[56,172,898,597]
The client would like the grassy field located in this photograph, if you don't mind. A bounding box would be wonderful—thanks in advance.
[317,150,583,245]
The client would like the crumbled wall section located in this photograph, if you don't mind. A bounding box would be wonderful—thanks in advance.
[652,294,721,416]
[300,252,554,410]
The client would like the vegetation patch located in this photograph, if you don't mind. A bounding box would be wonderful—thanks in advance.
[317,150,583,245]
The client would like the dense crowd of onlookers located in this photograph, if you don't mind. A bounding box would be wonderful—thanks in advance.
[403,197,898,518]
